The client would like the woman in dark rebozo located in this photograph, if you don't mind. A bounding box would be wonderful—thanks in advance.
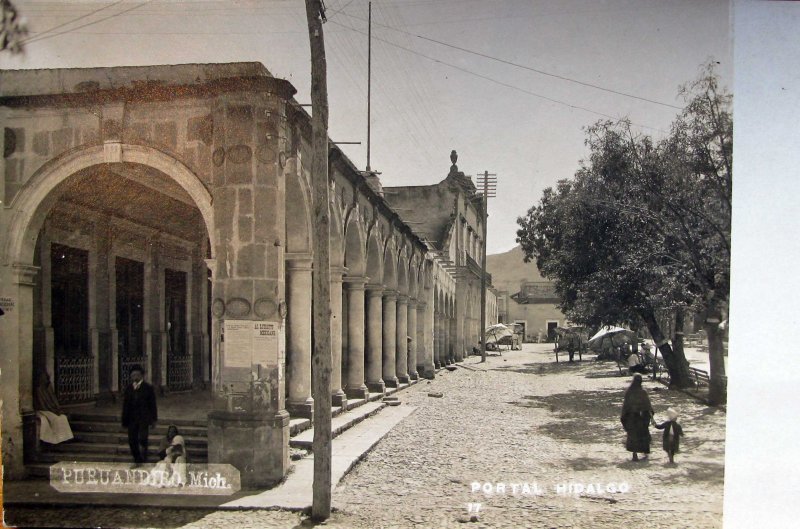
[620,374,654,461]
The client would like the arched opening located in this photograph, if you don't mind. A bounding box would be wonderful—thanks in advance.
[2,144,215,475]
[20,158,213,402]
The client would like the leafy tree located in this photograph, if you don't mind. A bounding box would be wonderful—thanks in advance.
[517,62,731,403]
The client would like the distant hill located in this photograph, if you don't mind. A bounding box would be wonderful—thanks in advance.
[487,245,548,294]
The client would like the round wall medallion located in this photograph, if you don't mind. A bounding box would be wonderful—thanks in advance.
[278,300,288,319]
[211,298,225,318]
[226,297,251,318]
[212,147,225,167]
[256,144,276,164]
[254,298,278,319]
[227,144,253,164]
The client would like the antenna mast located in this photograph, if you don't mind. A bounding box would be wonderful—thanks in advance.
[366,1,372,171]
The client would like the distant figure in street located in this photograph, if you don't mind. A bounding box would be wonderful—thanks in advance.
[33,371,74,444]
[653,407,684,464]
[627,352,647,374]
[537,329,544,343]
[122,365,158,466]
[620,374,653,462]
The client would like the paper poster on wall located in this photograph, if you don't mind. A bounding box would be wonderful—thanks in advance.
[223,320,253,368]
[252,321,279,367]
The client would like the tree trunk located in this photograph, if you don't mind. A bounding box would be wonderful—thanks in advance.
[672,306,685,360]
[640,306,691,388]
[703,301,727,405]
[305,0,332,521]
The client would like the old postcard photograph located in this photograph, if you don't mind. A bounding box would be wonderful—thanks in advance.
[0,1,797,527]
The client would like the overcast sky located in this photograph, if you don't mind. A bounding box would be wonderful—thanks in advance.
[1,0,731,253]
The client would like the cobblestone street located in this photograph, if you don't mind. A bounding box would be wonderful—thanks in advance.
[5,343,725,529]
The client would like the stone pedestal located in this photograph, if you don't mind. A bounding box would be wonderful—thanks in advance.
[208,410,289,489]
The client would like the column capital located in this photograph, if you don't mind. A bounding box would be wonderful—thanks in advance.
[12,262,40,286]
[407,299,419,308]
[286,258,313,272]
[396,294,409,304]
[365,283,384,296]
[343,275,367,289]
[416,301,428,309]
[330,265,347,282]
[382,289,397,301]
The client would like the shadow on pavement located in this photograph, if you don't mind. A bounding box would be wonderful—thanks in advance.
[491,361,600,376]
[566,456,609,471]
[655,460,725,486]
[511,388,627,444]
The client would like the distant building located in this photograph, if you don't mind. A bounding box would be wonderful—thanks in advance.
[382,151,499,357]
[488,247,565,342]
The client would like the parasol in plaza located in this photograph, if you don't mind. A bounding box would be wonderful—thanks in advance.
[485,323,513,343]
[587,326,637,351]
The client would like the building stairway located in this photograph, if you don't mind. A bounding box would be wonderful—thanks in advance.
[27,381,418,479]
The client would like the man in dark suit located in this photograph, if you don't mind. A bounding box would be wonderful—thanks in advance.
[122,365,157,466]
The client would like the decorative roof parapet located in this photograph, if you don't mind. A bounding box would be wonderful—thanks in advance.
[445,150,477,196]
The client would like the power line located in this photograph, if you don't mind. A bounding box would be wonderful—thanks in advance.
[336,11,683,110]
[23,1,153,46]
[20,0,123,45]
[328,19,667,133]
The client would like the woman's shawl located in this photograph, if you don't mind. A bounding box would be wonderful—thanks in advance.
[622,386,653,417]
[34,383,62,414]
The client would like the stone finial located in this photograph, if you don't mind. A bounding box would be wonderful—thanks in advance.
[449,150,459,176]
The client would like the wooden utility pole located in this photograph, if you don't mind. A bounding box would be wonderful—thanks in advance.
[476,171,496,362]
[304,0,332,521]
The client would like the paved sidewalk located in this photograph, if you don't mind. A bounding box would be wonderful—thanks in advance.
[4,344,726,528]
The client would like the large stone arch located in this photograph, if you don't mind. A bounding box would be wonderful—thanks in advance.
[329,197,345,268]
[382,238,398,291]
[408,256,419,300]
[343,213,366,277]
[286,164,312,254]
[396,246,409,296]
[365,228,383,285]
[5,143,214,266]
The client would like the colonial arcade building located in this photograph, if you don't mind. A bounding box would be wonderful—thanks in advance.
[0,63,497,485]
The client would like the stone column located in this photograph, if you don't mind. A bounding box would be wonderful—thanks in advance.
[395,294,409,383]
[207,91,293,488]
[286,259,313,418]
[407,300,418,380]
[344,276,369,399]
[330,266,347,407]
[382,290,398,387]
[451,315,461,362]
[416,301,428,376]
[365,284,385,393]
[434,313,441,369]
[439,309,450,366]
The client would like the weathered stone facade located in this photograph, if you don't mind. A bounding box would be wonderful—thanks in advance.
[0,62,495,483]
[382,157,499,361]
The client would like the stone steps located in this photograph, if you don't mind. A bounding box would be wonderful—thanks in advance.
[289,401,387,450]
[28,380,419,479]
